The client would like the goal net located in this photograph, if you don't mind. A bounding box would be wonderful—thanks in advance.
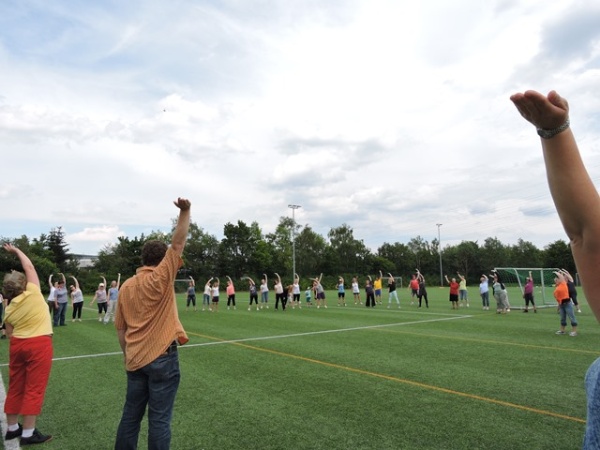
[494,267,560,309]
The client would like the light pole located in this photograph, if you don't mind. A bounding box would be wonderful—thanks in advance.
[436,223,443,287]
[288,204,301,277]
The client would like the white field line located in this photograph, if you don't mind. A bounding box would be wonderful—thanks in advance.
[0,313,471,447]
[0,313,472,367]
[0,372,20,450]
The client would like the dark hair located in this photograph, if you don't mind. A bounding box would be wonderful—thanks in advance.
[141,240,168,266]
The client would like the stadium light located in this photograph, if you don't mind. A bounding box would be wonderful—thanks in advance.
[288,204,301,277]
[436,223,443,287]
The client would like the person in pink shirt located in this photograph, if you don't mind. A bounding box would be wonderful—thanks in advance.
[226,276,236,310]
[523,271,537,313]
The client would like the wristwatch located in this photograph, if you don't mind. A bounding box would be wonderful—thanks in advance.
[537,118,570,139]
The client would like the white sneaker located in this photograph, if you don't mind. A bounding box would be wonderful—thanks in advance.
[569,331,578,337]
[248,307,251,311]
[555,330,566,335]
[577,309,582,313]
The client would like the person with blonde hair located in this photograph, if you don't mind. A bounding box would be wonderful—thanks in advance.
[2,243,53,445]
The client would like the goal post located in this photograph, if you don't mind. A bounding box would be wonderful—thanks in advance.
[493,267,560,309]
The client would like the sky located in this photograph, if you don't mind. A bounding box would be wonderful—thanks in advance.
[1,0,600,256]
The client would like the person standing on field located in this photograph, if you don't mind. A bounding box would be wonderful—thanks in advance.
[69,276,84,322]
[457,272,469,308]
[104,274,121,323]
[47,274,58,315]
[479,275,490,311]
[445,275,460,310]
[114,197,191,450]
[226,276,236,310]
[53,273,68,327]
[90,277,108,322]
[2,243,53,445]
[387,273,400,309]
[523,271,536,313]
[561,269,581,313]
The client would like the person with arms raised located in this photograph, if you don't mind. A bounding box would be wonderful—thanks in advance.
[114,198,191,450]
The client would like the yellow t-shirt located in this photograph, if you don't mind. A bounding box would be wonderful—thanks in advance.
[374,279,382,290]
[4,282,53,338]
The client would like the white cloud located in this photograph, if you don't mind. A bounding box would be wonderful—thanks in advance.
[0,0,599,256]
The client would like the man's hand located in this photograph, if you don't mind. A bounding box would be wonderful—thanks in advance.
[173,197,191,211]
[510,90,569,130]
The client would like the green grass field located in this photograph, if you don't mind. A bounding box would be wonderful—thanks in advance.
[1,286,597,450]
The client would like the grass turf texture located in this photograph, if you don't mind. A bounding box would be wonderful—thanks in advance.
[1,285,597,450]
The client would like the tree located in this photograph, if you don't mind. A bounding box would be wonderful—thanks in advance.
[377,242,412,275]
[544,240,575,272]
[294,225,327,276]
[47,227,72,272]
[184,223,219,279]
[265,217,296,276]
[509,239,543,268]
[327,224,370,274]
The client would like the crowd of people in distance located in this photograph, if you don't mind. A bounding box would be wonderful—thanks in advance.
[44,273,121,326]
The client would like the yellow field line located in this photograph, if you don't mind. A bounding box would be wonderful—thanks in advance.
[186,331,586,424]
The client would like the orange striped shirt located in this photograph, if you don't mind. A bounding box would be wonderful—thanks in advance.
[116,247,189,371]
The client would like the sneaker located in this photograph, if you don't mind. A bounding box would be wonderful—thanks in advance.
[523,310,528,313]
[569,331,578,337]
[555,330,566,335]
[20,429,52,446]
[578,309,582,313]
[5,424,22,440]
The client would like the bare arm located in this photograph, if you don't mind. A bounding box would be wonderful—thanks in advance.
[71,276,80,291]
[511,89,600,320]
[116,273,121,289]
[3,244,39,287]
[48,274,53,289]
[190,276,195,287]
[171,197,191,255]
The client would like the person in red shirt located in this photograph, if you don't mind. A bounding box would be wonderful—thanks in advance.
[445,275,460,310]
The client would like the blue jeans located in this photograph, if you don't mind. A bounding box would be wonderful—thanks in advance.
[559,301,577,327]
[115,351,181,450]
[53,302,67,326]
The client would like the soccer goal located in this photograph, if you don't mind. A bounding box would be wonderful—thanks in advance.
[493,267,560,309]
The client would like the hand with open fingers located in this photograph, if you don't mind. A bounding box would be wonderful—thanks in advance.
[173,197,191,211]
[510,90,569,130]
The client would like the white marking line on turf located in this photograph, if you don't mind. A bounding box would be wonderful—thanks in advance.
[0,314,472,367]
[0,372,20,450]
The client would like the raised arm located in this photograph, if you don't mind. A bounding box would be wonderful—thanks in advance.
[171,197,192,256]
[189,276,195,287]
[71,276,80,291]
[274,273,281,284]
[101,276,107,289]
[3,244,40,287]
[59,272,66,285]
[48,274,53,289]
[116,273,121,289]
[263,274,268,284]
[511,89,600,320]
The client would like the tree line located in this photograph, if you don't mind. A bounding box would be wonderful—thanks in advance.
[0,218,575,294]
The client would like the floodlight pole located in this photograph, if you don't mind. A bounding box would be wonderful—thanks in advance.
[436,223,443,287]
[288,204,301,277]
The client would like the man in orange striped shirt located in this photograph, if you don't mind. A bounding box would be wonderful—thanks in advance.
[115,198,191,450]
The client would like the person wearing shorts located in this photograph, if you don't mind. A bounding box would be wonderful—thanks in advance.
[374,272,383,305]
[457,272,469,307]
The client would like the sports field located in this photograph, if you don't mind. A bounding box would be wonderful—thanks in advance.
[1,286,597,450]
